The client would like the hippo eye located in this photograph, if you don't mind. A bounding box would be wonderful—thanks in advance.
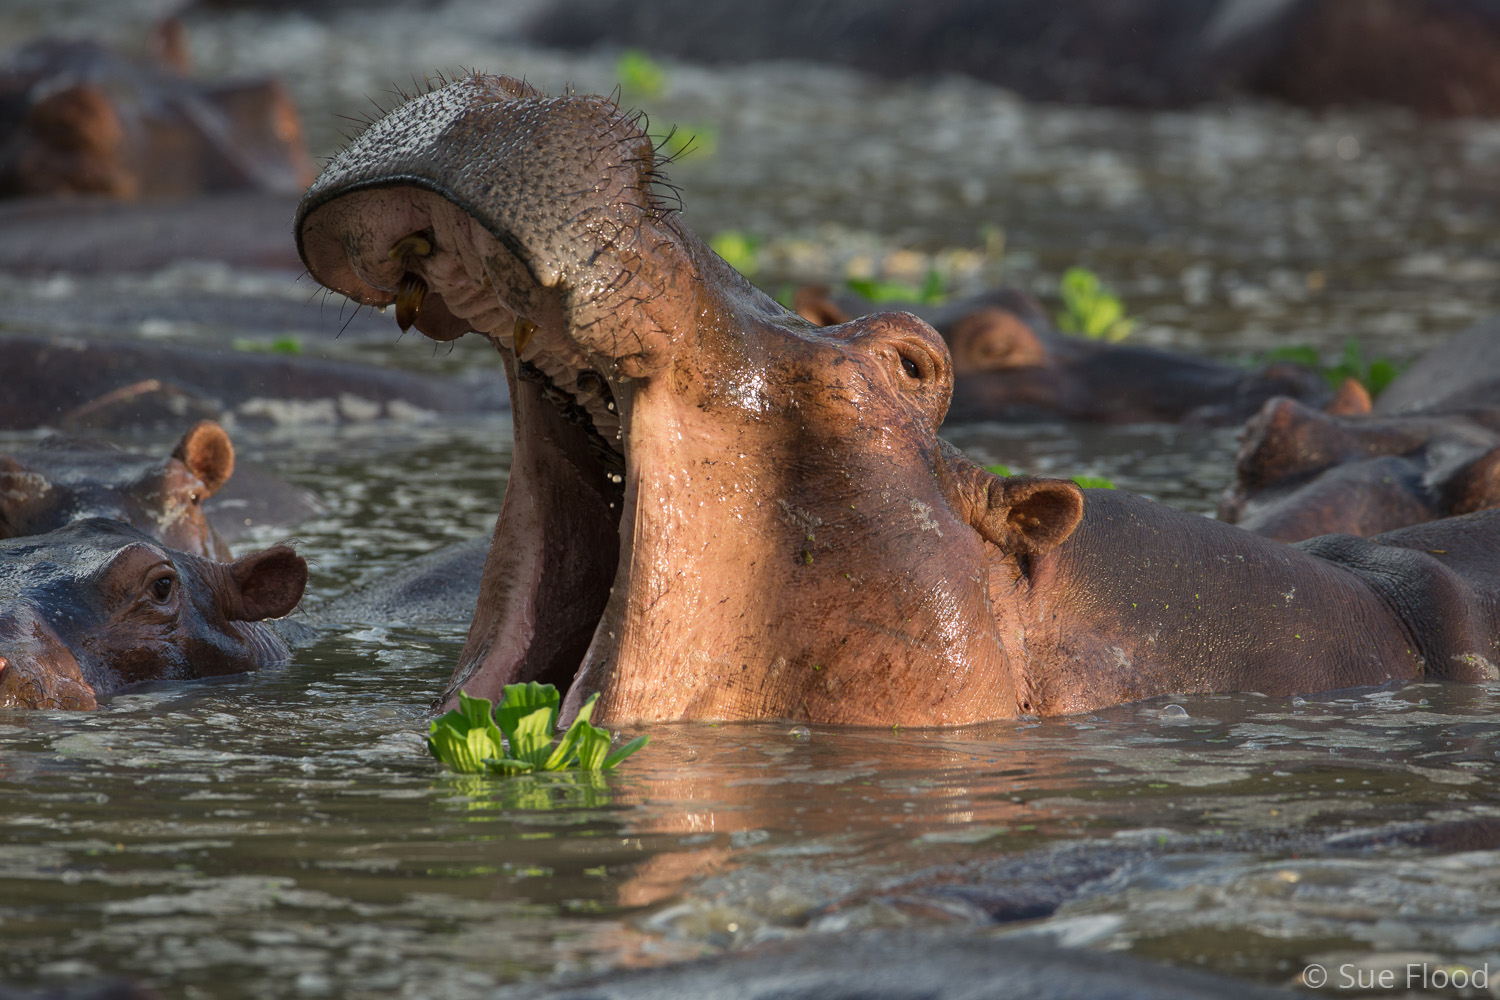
[900,355,921,379]
[148,572,176,604]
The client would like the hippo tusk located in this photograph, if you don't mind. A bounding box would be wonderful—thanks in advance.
[513,317,537,356]
[386,233,432,260]
[395,273,427,333]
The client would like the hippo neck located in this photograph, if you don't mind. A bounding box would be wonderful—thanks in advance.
[1007,490,1425,714]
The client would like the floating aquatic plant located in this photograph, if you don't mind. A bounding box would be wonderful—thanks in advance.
[986,463,1116,489]
[846,268,947,306]
[1262,339,1400,396]
[427,683,648,776]
[616,50,666,100]
[1056,267,1133,342]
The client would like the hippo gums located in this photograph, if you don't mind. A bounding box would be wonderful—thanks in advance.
[0,519,307,710]
[296,75,1500,724]
[0,421,235,558]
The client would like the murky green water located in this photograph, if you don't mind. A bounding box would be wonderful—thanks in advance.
[4,1,1500,995]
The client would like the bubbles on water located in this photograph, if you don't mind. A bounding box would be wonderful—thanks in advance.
[787,725,811,742]
[1159,704,1190,720]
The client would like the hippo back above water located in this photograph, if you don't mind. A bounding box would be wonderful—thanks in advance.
[0,519,307,710]
[296,74,1500,725]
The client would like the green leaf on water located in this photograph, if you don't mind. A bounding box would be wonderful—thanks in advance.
[426,692,505,774]
[428,686,648,777]
[1056,267,1133,342]
[603,734,651,769]
[617,49,666,99]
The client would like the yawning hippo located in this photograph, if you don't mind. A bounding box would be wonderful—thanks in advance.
[0,519,307,710]
[1,421,235,559]
[296,75,1500,724]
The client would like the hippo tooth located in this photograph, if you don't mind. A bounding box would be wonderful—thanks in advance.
[386,233,432,260]
[514,317,537,356]
[395,273,427,333]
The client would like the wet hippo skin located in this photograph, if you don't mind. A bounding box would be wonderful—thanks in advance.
[296,74,1500,725]
[0,519,306,710]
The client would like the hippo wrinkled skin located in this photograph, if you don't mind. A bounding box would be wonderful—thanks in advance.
[0,519,307,710]
[297,75,1500,724]
[1,421,235,559]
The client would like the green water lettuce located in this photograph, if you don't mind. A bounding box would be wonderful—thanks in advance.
[1057,267,1134,342]
[427,685,649,776]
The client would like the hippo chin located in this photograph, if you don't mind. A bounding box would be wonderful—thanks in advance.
[297,75,1500,725]
[0,519,307,710]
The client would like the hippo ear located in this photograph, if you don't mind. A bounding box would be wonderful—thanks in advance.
[977,475,1085,557]
[792,285,851,327]
[173,421,235,498]
[229,545,307,620]
[1325,377,1373,416]
[1444,446,1500,516]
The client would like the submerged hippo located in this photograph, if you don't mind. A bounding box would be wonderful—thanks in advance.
[0,518,306,710]
[1222,318,1500,542]
[1,421,235,558]
[0,36,312,199]
[296,75,1500,724]
[793,285,1330,425]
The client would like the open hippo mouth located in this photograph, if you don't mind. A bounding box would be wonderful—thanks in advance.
[296,75,1083,725]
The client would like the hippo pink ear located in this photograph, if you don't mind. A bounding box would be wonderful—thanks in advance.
[229,545,308,621]
[1325,377,1373,416]
[978,476,1085,557]
[173,421,235,498]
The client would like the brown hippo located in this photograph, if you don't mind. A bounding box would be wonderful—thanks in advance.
[0,36,312,199]
[1,422,235,559]
[1222,318,1500,542]
[793,285,1330,425]
[295,74,1500,725]
[0,518,307,710]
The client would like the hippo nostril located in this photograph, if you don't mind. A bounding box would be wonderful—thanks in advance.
[395,273,427,333]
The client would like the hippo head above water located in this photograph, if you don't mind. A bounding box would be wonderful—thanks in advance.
[0,421,235,559]
[297,75,1087,725]
[298,74,1500,724]
[0,518,307,710]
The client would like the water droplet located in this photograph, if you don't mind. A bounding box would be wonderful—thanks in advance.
[1159,704,1189,719]
[787,725,811,741]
